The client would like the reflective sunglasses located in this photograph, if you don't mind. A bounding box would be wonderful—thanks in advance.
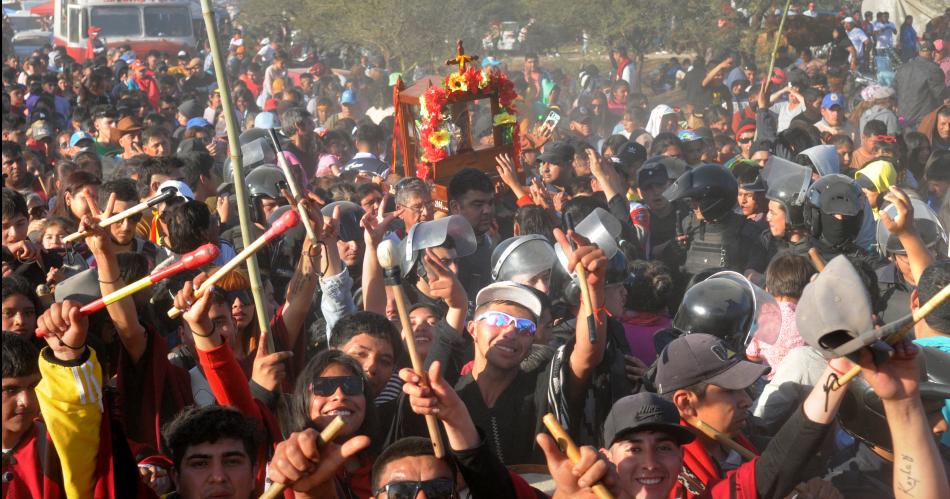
[475,311,537,336]
[374,478,456,499]
[309,376,364,397]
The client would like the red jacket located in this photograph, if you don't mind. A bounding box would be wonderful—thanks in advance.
[672,420,759,499]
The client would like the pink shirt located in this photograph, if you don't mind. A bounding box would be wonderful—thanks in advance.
[745,301,804,378]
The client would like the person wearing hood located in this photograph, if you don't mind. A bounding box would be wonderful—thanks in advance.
[645,104,679,138]
[852,84,899,139]
[917,102,950,152]
[855,160,898,220]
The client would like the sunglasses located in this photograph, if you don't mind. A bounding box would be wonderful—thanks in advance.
[225,289,251,305]
[475,311,537,336]
[737,136,753,144]
[374,478,456,499]
[309,376,364,397]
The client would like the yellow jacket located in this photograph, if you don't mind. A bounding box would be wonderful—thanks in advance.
[36,347,103,499]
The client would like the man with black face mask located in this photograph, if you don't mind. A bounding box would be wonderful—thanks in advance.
[802,174,877,265]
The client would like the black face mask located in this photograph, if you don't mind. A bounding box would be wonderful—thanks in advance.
[820,212,862,247]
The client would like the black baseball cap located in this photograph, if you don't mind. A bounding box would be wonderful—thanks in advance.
[569,107,593,124]
[655,333,769,394]
[616,141,647,168]
[538,141,575,166]
[603,393,695,446]
[637,162,670,188]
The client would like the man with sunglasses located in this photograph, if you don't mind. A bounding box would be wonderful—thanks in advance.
[449,233,608,466]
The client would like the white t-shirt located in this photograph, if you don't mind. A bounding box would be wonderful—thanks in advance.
[848,28,869,59]
[770,100,804,133]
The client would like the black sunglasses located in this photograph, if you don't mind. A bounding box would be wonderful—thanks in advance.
[737,136,753,144]
[374,478,455,499]
[310,376,364,397]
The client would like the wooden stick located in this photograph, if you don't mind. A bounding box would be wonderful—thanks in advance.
[258,416,345,499]
[199,0,275,354]
[542,414,613,499]
[834,283,950,386]
[376,239,446,459]
[62,187,176,243]
[807,247,826,272]
[167,209,299,318]
[267,128,319,244]
[684,417,756,460]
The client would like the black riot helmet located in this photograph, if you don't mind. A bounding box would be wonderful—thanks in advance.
[663,164,738,222]
[803,173,864,245]
[838,347,950,454]
[672,274,756,351]
[246,165,287,224]
[763,157,811,232]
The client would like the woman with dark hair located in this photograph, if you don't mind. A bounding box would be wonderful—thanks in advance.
[620,260,675,365]
[587,90,614,139]
[49,170,101,225]
[606,79,630,120]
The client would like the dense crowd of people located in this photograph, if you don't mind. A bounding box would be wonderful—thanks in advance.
[2,3,950,499]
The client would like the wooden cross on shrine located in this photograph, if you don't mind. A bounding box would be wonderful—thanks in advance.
[445,40,479,73]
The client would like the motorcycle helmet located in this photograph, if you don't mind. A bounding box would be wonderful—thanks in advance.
[398,215,477,279]
[803,173,864,245]
[246,165,287,224]
[491,235,557,290]
[672,271,777,351]
[663,164,738,222]
[875,196,948,257]
[763,157,812,231]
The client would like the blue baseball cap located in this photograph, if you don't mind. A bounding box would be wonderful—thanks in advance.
[186,117,211,129]
[340,89,356,105]
[69,131,95,147]
[822,93,844,109]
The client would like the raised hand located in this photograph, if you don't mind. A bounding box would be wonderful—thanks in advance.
[80,191,116,256]
[494,153,526,198]
[173,273,214,339]
[880,186,915,236]
[250,327,293,391]
[36,299,89,361]
[537,433,618,499]
[361,194,401,247]
[400,360,478,450]
[422,248,467,310]
[858,338,921,402]
[553,227,608,306]
[267,429,371,494]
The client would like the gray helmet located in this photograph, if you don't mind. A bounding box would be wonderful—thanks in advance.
[246,165,285,199]
[398,215,477,278]
[491,235,557,284]
[763,157,811,230]
[875,197,948,256]
[803,173,864,239]
[796,144,840,176]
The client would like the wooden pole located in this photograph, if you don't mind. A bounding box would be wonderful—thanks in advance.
[199,0,274,352]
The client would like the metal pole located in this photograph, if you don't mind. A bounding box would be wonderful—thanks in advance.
[199,0,275,352]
